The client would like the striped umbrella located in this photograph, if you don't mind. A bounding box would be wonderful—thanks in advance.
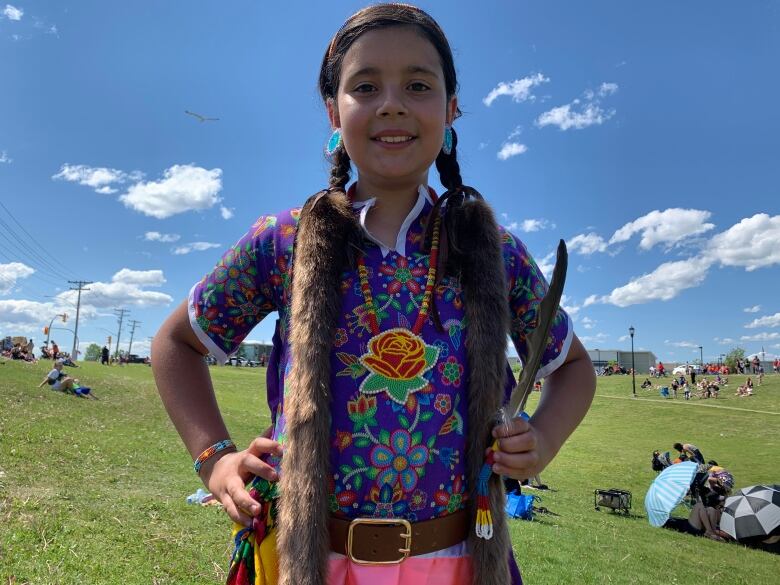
[644,461,699,527]
[720,485,780,541]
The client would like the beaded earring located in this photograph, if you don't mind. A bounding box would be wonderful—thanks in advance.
[325,129,342,160]
[442,125,453,155]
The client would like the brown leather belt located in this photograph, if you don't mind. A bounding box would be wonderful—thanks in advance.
[329,509,468,565]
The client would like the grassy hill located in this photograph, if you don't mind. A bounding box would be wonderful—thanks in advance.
[1,360,778,584]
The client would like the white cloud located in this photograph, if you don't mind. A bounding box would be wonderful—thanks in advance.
[483,73,550,107]
[536,101,615,131]
[53,164,140,193]
[0,150,12,164]
[567,233,608,255]
[520,219,554,233]
[144,231,180,243]
[579,332,609,345]
[111,268,166,287]
[745,313,780,329]
[665,340,699,349]
[598,82,618,97]
[497,142,528,160]
[0,299,56,331]
[618,334,629,342]
[55,279,172,310]
[2,4,23,20]
[560,295,580,317]
[609,209,715,251]
[740,332,780,342]
[119,164,222,219]
[220,205,234,220]
[704,214,780,271]
[537,83,618,131]
[713,337,735,344]
[0,262,35,294]
[581,317,596,330]
[536,251,556,280]
[591,256,713,307]
[743,305,761,313]
[172,241,222,255]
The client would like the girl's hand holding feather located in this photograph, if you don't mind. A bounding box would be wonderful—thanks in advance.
[488,418,553,481]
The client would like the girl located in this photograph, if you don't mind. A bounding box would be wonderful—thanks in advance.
[152,5,595,585]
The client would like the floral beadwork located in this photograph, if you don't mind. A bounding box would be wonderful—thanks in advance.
[437,356,463,387]
[189,198,571,525]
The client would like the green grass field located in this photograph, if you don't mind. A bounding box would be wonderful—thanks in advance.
[1,360,778,584]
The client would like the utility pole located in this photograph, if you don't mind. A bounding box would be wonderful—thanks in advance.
[127,319,141,356]
[114,308,129,359]
[68,280,93,362]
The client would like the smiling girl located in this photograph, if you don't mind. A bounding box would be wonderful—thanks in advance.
[152,5,595,585]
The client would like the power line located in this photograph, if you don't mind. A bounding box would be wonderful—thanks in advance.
[0,201,79,280]
[0,230,69,286]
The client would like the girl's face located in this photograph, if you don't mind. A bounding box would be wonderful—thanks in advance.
[329,26,457,189]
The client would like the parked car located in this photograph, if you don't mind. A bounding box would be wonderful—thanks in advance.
[672,364,703,375]
[126,354,148,364]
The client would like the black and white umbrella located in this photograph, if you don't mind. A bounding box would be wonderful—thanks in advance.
[720,484,780,541]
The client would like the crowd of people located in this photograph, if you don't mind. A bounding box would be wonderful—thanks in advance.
[643,369,730,400]
[1,337,37,362]
[653,442,779,552]
[654,443,734,541]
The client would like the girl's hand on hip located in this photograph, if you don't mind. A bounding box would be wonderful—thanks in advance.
[199,436,283,526]
[488,417,551,481]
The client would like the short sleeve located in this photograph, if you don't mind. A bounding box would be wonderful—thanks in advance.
[504,230,573,380]
[188,215,281,363]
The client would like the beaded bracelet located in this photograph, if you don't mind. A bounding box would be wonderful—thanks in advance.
[193,439,236,474]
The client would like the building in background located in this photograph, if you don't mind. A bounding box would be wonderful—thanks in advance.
[239,340,273,362]
[586,349,657,374]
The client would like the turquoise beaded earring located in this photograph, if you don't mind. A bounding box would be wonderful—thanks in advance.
[442,125,453,155]
[325,129,342,160]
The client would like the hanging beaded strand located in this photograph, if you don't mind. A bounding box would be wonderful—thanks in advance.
[357,215,441,335]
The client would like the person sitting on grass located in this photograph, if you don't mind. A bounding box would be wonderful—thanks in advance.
[735,383,753,397]
[37,360,98,399]
[38,360,76,392]
[708,383,719,399]
[686,499,726,541]
[641,378,653,389]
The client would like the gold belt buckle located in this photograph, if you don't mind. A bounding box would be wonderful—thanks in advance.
[346,517,412,565]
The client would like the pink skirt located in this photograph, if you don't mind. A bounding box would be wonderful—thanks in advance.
[327,542,473,585]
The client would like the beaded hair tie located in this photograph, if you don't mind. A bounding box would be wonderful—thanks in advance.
[194,439,236,474]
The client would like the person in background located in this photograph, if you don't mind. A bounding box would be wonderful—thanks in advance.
[38,359,76,393]
[673,442,705,464]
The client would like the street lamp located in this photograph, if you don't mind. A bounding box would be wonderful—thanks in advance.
[698,345,703,367]
[629,326,636,397]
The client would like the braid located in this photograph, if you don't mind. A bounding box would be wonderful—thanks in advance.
[329,147,352,191]
[435,127,463,192]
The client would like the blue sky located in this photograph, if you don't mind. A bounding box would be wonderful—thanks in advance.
[1,1,779,363]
